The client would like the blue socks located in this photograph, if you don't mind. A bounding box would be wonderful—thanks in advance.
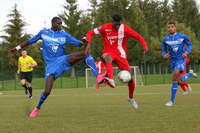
[36,92,47,109]
[169,73,193,103]
[170,82,178,103]
[181,73,193,82]
[85,54,99,77]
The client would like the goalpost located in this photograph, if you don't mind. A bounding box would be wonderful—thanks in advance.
[85,66,143,88]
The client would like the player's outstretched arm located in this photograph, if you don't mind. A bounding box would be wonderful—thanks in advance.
[84,44,91,55]
[80,36,91,55]
[127,26,148,53]
[10,41,30,54]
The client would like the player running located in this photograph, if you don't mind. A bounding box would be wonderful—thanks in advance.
[179,57,192,95]
[86,14,148,109]
[162,22,197,107]
[17,50,37,98]
[10,17,106,117]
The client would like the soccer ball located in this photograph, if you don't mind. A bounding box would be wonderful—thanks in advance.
[118,70,131,83]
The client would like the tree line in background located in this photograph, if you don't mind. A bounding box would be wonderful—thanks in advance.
[0,0,200,76]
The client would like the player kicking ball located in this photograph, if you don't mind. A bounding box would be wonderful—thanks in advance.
[10,17,106,117]
[86,14,148,109]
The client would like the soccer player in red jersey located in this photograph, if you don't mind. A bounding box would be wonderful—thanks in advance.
[85,14,148,109]
[95,57,105,74]
[180,57,192,95]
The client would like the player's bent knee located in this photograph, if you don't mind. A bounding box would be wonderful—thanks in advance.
[68,52,85,65]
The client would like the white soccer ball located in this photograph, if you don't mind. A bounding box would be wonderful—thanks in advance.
[118,70,131,83]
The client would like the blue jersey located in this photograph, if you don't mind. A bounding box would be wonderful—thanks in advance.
[161,32,192,60]
[28,29,81,64]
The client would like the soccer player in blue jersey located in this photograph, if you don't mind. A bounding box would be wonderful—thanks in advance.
[162,22,197,107]
[10,17,106,117]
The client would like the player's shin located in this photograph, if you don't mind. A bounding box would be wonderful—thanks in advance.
[28,87,33,98]
[180,84,187,92]
[22,84,28,94]
[36,92,47,109]
[105,62,113,79]
[85,54,99,77]
[182,82,189,87]
[128,80,135,98]
[170,82,178,103]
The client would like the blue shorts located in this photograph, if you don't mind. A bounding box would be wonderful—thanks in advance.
[170,58,186,73]
[45,54,72,80]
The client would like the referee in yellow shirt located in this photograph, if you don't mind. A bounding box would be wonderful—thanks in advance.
[17,50,37,98]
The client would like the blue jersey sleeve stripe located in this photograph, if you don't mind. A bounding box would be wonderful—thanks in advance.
[65,32,81,47]
[28,30,42,44]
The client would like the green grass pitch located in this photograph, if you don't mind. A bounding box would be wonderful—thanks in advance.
[0,84,200,133]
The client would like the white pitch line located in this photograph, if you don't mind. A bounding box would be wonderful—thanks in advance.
[0,91,200,98]
[1,104,200,109]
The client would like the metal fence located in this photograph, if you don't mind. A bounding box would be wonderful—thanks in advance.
[0,63,199,90]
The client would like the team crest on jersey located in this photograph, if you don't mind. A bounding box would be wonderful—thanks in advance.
[49,43,59,53]
[52,45,59,53]
[97,26,101,30]
[171,45,179,53]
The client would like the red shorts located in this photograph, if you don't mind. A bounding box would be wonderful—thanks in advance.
[103,52,130,71]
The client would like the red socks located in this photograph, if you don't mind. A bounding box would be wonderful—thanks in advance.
[105,63,113,79]
[180,84,187,92]
[128,80,135,98]
[180,81,189,92]
[182,81,189,87]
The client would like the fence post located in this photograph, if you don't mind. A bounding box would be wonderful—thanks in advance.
[143,53,147,85]
[14,74,16,90]
[1,45,4,90]
[75,70,78,88]
[162,65,165,84]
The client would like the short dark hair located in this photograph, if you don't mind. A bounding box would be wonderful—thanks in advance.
[112,14,122,22]
[168,22,176,26]
[51,17,61,23]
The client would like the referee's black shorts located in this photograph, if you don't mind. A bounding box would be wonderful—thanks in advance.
[20,71,32,83]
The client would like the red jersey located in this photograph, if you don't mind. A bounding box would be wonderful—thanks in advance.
[86,23,148,58]
[95,61,105,74]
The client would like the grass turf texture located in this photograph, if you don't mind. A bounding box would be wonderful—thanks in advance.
[0,84,200,133]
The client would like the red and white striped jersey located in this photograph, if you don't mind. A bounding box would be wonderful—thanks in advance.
[86,23,148,58]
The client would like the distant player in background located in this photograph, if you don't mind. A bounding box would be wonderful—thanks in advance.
[86,14,148,109]
[17,50,37,98]
[95,56,106,90]
[10,17,106,117]
[179,57,192,95]
[95,57,105,74]
[162,22,197,107]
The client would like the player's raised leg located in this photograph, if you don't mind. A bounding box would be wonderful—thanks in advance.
[30,51,87,117]
[181,70,197,82]
[85,54,106,84]
[103,54,115,88]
